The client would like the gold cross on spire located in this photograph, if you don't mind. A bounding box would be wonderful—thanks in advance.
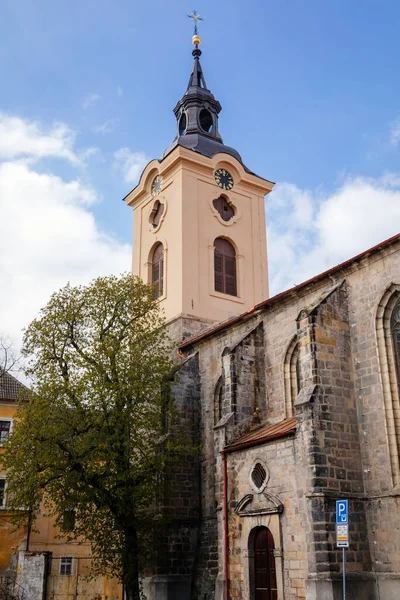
[187,10,204,36]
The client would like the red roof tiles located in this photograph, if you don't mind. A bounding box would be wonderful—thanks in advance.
[180,232,400,351]
[224,416,296,454]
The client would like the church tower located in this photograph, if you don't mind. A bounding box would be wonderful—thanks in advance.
[124,32,274,337]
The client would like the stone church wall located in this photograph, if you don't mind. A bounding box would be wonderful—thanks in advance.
[181,239,400,600]
[143,352,202,600]
[226,437,304,600]
[343,246,400,599]
[294,282,373,599]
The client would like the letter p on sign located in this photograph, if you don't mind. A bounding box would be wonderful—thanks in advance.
[336,500,348,524]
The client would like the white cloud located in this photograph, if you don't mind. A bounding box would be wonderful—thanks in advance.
[0,114,82,165]
[0,115,131,356]
[82,92,100,109]
[267,174,400,295]
[93,119,118,134]
[80,146,99,162]
[117,86,123,97]
[114,148,150,185]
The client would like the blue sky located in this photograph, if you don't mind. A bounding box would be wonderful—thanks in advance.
[1,0,400,349]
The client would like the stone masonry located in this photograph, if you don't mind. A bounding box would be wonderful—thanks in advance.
[173,235,400,600]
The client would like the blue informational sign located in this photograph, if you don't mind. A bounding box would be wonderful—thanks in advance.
[336,500,348,524]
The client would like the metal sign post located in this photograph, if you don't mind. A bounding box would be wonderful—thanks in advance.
[336,500,349,600]
[342,546,346,600]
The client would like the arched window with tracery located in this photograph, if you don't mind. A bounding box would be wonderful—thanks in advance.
[392,302,400,385]
[151,243,164,298]
[214,377,223,424]
[214,238,237,296]
[284,336,301,418]
[376,285,400,485]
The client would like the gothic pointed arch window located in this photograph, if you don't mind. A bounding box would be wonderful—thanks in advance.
[214,238,237,296]
[151,243,164,298]
[376,286,400,485]
[284,336,301,418]
[392,302,400,383]
[214,377,223,424]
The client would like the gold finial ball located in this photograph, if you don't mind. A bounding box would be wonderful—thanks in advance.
[192,34,201,46]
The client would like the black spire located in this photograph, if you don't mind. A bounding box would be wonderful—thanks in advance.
[162,36,244,166]
[187,45,208,91]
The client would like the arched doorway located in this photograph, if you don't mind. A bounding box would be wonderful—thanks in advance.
[250,527,277,600]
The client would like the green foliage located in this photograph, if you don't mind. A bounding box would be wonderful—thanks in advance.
[1,274,189,599]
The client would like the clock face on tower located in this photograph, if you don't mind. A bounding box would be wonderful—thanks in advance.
[151,175,163,197]
[214,169,234,191]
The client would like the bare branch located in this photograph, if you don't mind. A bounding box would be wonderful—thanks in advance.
[0,335,21,380]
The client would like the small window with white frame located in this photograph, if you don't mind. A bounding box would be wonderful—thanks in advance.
[59,556,73,575]
[0,478,6,508]
[0,419,12,444]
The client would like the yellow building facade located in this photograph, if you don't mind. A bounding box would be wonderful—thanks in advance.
[0,371,121,600]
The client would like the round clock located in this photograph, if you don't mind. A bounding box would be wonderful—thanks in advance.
[151,175,163,197]
[214,169,234,191]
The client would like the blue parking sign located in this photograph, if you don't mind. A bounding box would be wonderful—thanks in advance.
[336,500,348,524]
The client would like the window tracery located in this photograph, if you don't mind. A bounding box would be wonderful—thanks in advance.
[392,301,400,385]
[376,286,400,485]
[251,463,267,490]
[214,377,223,424]
[249,459,269,493]
[284,336,301,418]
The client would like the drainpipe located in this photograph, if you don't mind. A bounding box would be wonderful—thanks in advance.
[222,451,229,600]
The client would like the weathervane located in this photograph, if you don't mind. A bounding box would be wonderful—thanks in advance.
[187,10,204,36]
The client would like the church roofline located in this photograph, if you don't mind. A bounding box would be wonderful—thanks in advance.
[179,231,400,351]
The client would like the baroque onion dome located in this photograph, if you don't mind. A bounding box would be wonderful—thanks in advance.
[162,34,250,170]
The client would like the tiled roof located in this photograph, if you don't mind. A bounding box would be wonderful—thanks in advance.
[180,232,400,350]
[224,416,296,454]
[0,370,30,401]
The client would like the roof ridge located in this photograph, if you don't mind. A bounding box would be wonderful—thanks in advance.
[224,416,297,454]
[180,232,400,350]
[0,368,31,400]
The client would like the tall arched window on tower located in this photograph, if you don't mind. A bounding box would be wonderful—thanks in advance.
[151,243,164,298]
[214,238,237,296]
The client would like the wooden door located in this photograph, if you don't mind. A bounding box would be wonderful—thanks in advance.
[254,528,277,600]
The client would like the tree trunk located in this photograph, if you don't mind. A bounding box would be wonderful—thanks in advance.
[123,527,141,600]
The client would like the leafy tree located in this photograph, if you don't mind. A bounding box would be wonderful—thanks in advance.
[1,274,187,600]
